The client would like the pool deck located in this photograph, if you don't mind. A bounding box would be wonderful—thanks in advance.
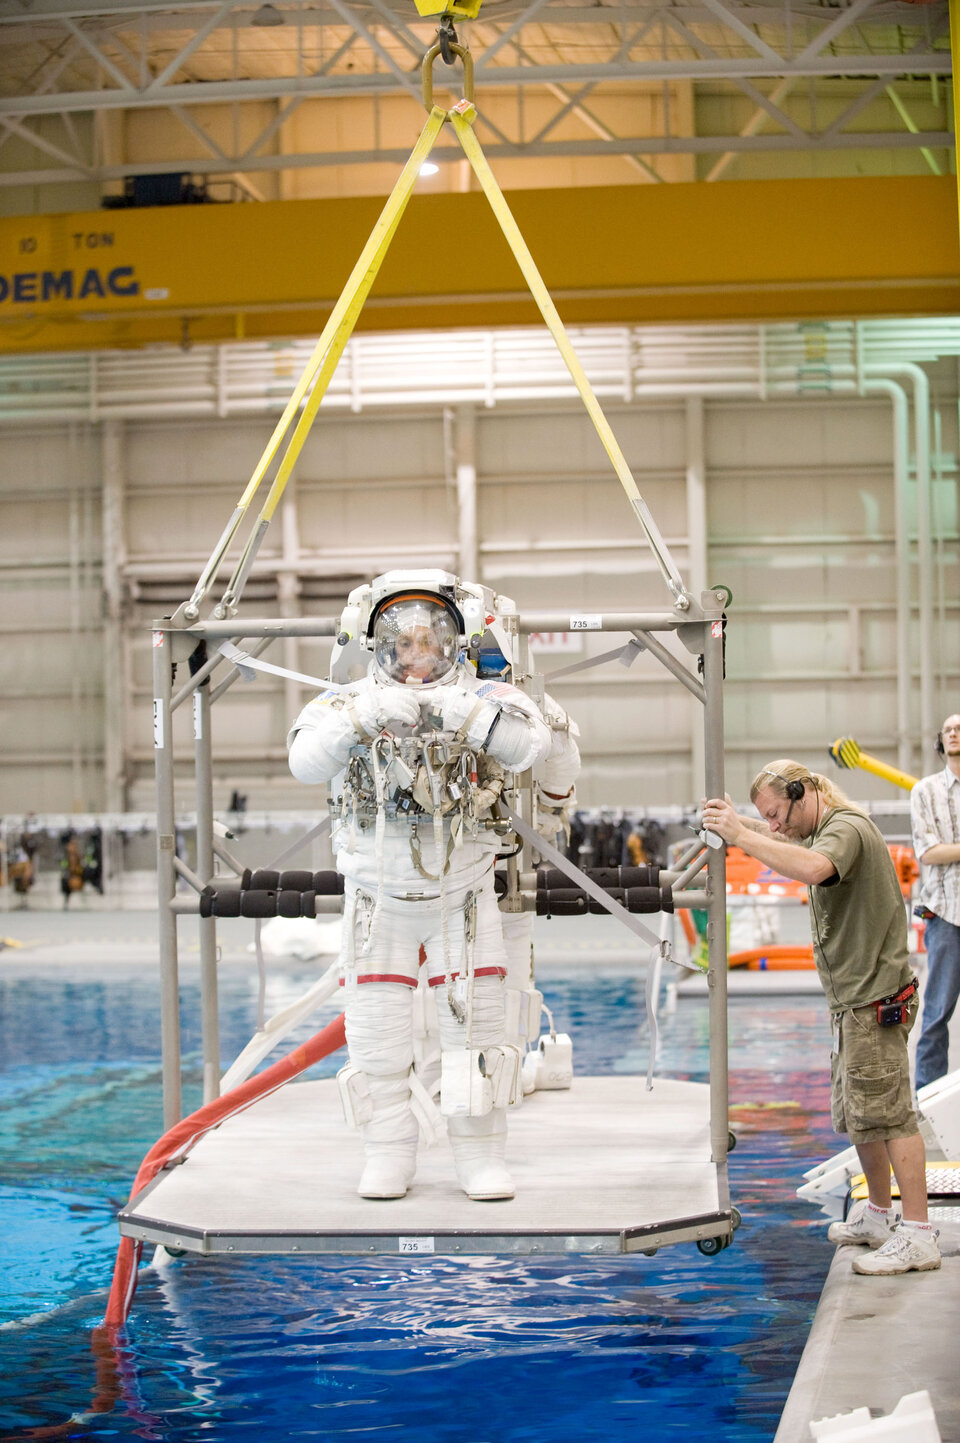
[774,1220,960,1442]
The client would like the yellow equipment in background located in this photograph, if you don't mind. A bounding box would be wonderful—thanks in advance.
[828,738,918,793]
[413,0,482,17]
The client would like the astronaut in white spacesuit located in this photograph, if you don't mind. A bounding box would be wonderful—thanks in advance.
[288,571,551,1202]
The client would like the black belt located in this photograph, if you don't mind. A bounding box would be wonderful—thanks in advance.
[875,976,919,1007]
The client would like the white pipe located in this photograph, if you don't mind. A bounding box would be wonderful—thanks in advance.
[455,403,478,581]
[862,379,912,774]
[279,481,303,722]
[685,394,707,799]
[863,361,934,747]
[932,407,949,722]
[101,418,128,813]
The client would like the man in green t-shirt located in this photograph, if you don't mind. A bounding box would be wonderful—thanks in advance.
[703,760,940,1276]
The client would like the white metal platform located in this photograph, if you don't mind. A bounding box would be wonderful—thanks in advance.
[119,1076,733,1258]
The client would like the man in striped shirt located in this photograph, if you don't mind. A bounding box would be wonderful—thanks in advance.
[910,713,960,1090]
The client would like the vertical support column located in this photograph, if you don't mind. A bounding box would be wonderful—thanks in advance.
[685,397,707,803]
[68,441,83,810]
[194,679,220,1103]
[280,480,303,725]
[153,627,182,1128]
[700,596,729,1166]
[102,419,127,814]
[455,404,478,581]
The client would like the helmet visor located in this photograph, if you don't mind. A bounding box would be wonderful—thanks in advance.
[372,595,459,685]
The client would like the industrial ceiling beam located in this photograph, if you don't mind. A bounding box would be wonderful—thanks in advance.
[0,0,948,195]
[0,52,951,120]
[0,0,944,29]
[0,126,950,187]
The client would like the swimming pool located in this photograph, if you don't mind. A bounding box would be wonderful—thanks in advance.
[0,946,836,1440]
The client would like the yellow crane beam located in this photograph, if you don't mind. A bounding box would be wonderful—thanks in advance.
[1,174,957,356]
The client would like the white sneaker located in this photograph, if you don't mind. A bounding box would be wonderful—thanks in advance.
[827,1201,898,1248]
[852,1225,941,1275]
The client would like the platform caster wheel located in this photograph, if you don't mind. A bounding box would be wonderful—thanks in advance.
[697,1234,729,1257]
[728,1130,737,1151]
[641,1248,659,1257]
[153,1244,186,1262]
[731,1207,742,1231]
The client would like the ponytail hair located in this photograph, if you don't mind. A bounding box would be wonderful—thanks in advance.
[749,758,865,814]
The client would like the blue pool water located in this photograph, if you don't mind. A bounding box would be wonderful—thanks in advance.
[0,953,836,1441]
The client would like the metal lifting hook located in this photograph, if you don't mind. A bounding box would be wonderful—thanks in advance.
[421,33,474,113]
[438,15,457,65]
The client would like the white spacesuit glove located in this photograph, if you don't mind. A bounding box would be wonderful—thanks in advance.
[433,683,549,771]
[350,684,422,739]
[432,684,500,747]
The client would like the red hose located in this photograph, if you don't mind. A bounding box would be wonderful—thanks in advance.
[103,1012,346,1329]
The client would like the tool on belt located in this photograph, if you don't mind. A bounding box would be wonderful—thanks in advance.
[875,976,919,1028]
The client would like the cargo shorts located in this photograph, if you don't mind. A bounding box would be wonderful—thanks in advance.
[830,994,919,1145]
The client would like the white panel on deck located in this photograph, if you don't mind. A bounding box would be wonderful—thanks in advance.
[121,1076,730,1257]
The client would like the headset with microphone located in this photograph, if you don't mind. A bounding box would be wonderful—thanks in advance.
[755,768,817,829]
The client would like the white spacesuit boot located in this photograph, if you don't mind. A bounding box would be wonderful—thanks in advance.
[344,981,420,1199]
[447,1108,515,1201]
[436,971,517,1201]
[357,1070,419,1199]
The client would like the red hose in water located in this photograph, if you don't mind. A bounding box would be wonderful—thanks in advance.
[103,1012,347,1329]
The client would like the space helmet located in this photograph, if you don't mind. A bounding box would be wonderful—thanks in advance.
[370,591,462,686]
[331,569,508,686]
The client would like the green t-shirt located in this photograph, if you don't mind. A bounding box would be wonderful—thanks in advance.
[805,806,911,1011]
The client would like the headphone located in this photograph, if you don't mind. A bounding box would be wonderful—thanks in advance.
[936,733,944,757]
[757,768,809,802]
[755,767,823,835]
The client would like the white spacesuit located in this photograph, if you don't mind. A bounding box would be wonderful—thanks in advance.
[288,571,551,1202]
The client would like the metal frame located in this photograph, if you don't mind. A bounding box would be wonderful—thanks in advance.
[143,584,732,1254]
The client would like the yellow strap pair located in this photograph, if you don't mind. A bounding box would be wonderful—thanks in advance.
[182,91,689,621]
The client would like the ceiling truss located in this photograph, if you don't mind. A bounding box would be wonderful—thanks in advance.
[0,0,952,196]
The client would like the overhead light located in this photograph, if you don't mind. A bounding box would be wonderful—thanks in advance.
[419,161,439,176]
[251,3,285,25]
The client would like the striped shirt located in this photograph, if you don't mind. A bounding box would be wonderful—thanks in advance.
[910,767,960,925]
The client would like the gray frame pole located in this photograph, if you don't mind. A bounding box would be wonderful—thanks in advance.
[701,596,729,1165]
[195,677,220,1103]
[153,627,183,1128]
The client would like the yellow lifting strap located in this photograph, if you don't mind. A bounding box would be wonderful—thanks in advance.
[180,55,691,622]
[449,106,688,610]
[179,105,447,623]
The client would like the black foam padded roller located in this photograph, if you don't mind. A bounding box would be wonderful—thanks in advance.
[249,869,281,892]
[240,889,278,917]
[313,871,345,895]
[279,870,314,892]
[277,889,302,918]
